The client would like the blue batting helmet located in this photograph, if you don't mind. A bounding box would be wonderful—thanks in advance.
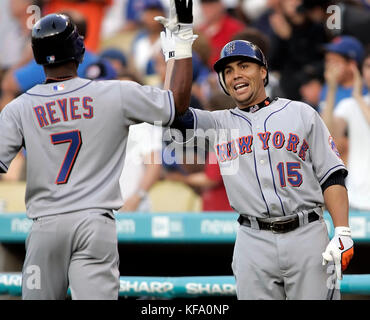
[213,40,269,95]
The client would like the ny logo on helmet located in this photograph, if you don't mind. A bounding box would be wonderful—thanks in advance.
[225,42,235,55]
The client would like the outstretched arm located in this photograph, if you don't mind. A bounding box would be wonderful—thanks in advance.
[156,0,197,116]
[168,57,193,115]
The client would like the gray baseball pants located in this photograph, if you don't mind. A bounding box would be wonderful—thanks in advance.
[232,215,340,300]
[22,210,120,300]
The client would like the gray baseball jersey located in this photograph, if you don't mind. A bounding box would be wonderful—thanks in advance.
[176,97,346,299]
[186,97,346,217]
[0,77,175,219]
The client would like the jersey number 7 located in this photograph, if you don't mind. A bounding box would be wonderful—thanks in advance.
[50,130,82,184]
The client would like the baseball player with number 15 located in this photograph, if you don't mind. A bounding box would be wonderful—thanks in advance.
[163,38,354,299]
[0,0,196,300]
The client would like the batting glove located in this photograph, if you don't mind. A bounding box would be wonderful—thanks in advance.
[159,28,176,62]
[322,226,354,280]
[154,0,197,60]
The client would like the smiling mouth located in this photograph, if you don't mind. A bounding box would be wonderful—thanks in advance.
[234,83,249,92]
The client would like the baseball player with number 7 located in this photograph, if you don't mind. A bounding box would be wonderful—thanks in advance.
[0,0,196,300]
[159,31,354,297]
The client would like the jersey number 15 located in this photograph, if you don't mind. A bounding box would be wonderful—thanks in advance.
[276,162,302,187]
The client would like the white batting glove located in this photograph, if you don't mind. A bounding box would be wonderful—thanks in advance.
[154,0,197,60]
[322,226,354,280]
[159,29,175,62]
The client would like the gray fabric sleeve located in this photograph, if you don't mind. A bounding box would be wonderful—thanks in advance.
[0,104,24,173]
[119,80,175,127]
[308,110,347,185]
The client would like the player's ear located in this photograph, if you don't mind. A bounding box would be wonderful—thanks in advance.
[260,66,267,83]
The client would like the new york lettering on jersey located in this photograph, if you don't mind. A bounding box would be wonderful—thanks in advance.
[216,131,310,163]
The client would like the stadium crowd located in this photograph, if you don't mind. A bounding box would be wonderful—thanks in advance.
[0,0,369,212]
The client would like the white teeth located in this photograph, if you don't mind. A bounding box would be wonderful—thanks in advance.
[234,83,248,90]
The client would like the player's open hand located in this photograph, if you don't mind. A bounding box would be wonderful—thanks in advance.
[154,0,193,30]
[154,0,197,60]
[322,227,354,280]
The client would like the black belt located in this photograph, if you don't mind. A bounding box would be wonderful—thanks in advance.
[237,211,319,234]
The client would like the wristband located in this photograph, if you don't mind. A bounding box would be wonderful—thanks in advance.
[334,226,351,237]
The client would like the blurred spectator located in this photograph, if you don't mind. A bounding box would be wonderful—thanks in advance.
[0,10,98,111]
[268,0,329,100]
[320,36,367,165]
[0,0,35,71]
[83,58,117,81]
[101,0,127,38]
[130,0,165,77]
[123,0,144,31]
[41,0,112,52]
[220,0,247,22]
[197,0,246,68]
[322,48,370,211]
[319,36,367,114]
[297,0,370,46]
[249,0,280,40]
[123,0,165,31]
[241,0,270,22]
[297,65,324,111]
[99,48,128,75]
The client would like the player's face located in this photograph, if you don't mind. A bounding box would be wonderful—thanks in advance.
[224,60,267,107]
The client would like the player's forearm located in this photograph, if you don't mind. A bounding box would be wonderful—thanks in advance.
[168,58,193,116]
[323,184,349,227]
[164,59,175,90]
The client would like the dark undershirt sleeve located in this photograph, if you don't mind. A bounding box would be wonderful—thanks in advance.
[321,169,347,193]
